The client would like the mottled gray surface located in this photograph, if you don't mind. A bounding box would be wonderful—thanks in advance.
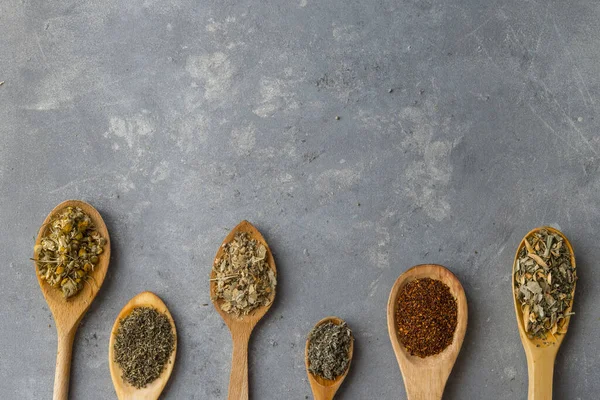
[1,0,600,399]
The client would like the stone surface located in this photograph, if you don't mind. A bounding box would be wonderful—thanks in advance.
[1,0,600,399]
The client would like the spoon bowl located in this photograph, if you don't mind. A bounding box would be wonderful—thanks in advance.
[513,226,576,400]
[109,291,177,400]
[210,220,277,400]
[387,264,468,400]
[305,316,354,400]
[34,200,111,400]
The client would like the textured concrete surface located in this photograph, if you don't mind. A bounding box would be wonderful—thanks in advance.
[1,0,600,399]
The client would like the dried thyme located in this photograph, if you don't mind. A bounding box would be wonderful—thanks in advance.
[307,321,353,380]
[33,206,106,298]
[113,307,175,389]
[395,278,457,358]
[514,229,576,340]
[211,232,276,317]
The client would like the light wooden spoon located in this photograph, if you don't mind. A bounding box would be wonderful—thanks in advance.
[109,291,178,400]
[34,200,111,400]
[513,226,576,400]
[387,264,468,400]
[210,220,277,400]
[305,316,354,400]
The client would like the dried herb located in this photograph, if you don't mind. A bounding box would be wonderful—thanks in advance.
[514,229,576,340]
[211,232,276,317]
[307,321,353,380]
[113,307,175,389]
[395,278,457,358]
[33,206,106,298]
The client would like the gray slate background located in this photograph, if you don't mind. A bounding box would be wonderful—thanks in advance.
[1,0,599,399]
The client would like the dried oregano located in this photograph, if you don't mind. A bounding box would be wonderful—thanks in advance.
[34,206,106,298]
[514,229,576,340]
[113,307,175,389]
[211,232,276,317]
[307,321,353,380]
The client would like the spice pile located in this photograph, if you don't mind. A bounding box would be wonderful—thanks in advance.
[307,321,353,380]
[34,206,106,298]
[514,229,576,340]
[113,307,175,389]
[395,278,457,358]
[211,232,277,317]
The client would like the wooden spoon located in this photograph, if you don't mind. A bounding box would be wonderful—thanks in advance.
[34,200,111,400]
[512,226,576,400]
[210,220,277,400]
[386,264,468,400]
[305,316,354,400]
[108,291,178,400]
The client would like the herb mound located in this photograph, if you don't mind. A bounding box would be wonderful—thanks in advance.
[34,206,106,298]
[114,307,175,389]
[395,278,457,358]
[514,229,576,340]
[307,321,353,380]
[211,232,277,317]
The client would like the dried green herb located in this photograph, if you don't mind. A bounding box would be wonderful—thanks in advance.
[211,232,276,317]
[514,229,576,340]
[113,307,175,389]
[395,278,457,358]
[33,206,106,298]
[307,321,353,380]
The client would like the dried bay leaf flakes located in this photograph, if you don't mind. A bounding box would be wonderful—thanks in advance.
[211,232,276,317]
[514,229,577,340]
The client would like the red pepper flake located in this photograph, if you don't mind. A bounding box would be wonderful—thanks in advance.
[395,277,457,358]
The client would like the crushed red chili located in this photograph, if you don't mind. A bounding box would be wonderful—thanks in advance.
[395,277,457,358]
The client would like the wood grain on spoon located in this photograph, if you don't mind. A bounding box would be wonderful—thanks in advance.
[305,316,354,400]
[513,226,576,400]
[34,200,111,400]
[210,220,277,400]
[387,264,468,400]
[109,291,178,400]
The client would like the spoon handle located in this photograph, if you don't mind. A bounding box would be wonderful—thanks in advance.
[309,385,337,400]
[402,369,445,400]
[404,383,443,400]
[228,330,251,400]
[53,328,76,400]
[527,350,556,400]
